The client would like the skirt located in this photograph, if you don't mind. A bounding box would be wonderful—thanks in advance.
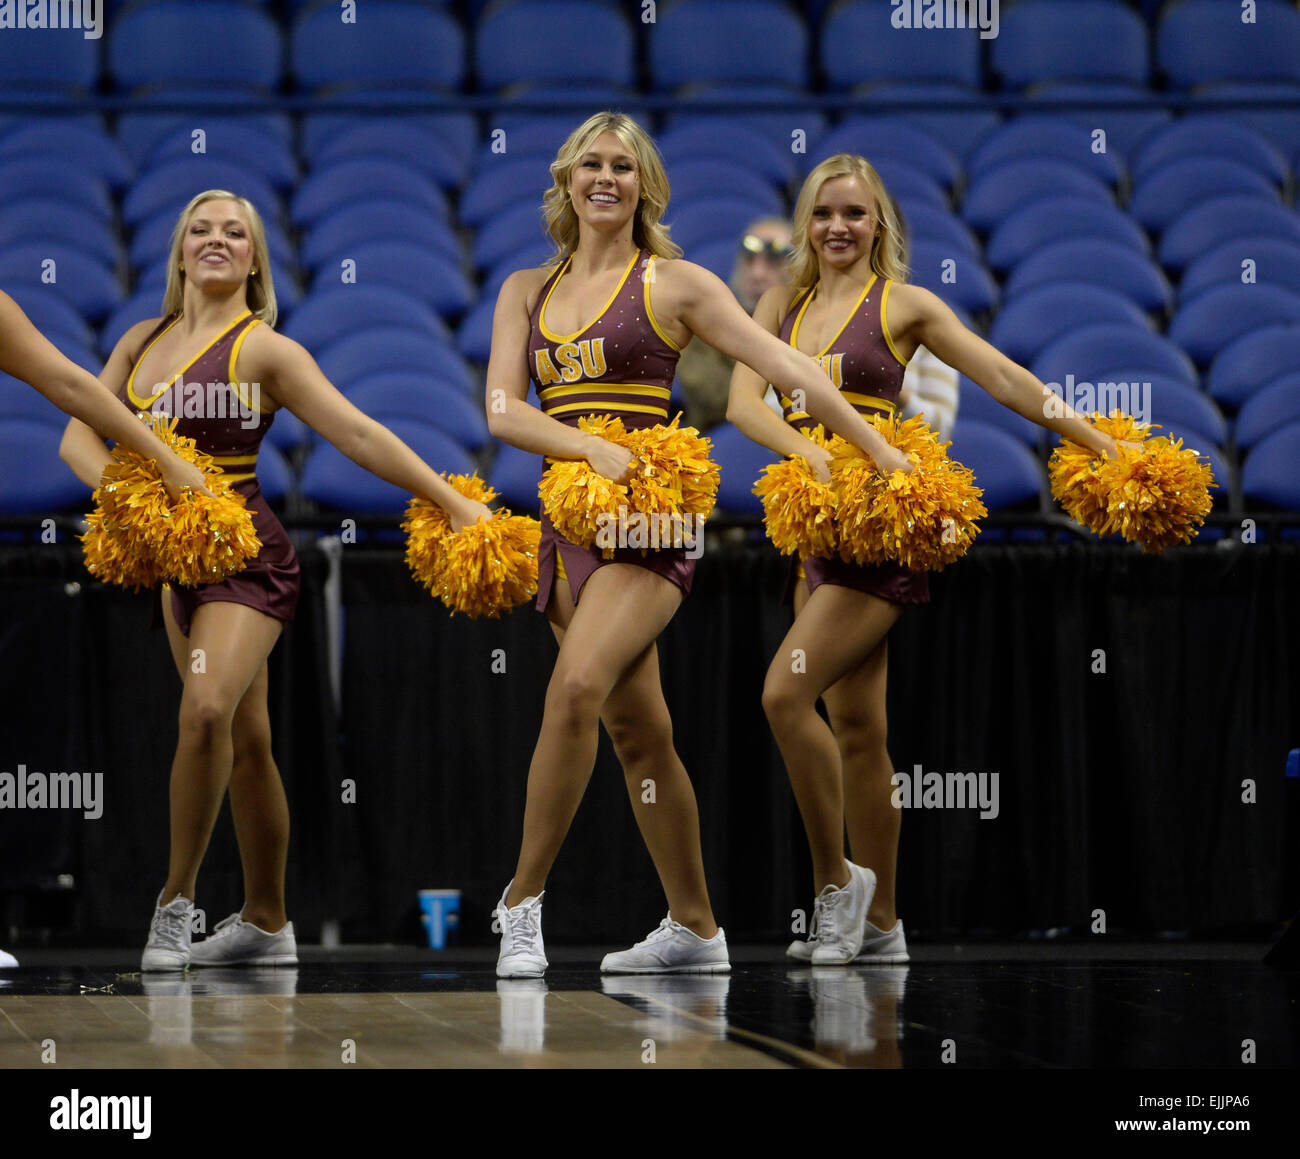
[784,553,930,607]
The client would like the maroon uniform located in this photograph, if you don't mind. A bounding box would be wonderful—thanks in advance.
[777,274,929,606]
[118,308,300,635]
[527,248,696,611]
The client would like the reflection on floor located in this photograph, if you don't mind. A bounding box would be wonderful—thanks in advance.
[0,943,1294,1069]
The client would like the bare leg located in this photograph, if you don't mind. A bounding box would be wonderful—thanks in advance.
[762,579,900,893]
[505,565,707,926]
[158,599,283,904]
[546,574,716,936]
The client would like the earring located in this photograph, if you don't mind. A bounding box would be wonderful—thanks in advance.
[179,263,185,271]
[250,268,258,275]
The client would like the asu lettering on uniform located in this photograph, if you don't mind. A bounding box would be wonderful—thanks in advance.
[533,338,608,386]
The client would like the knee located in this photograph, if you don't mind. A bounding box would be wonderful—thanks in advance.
[761,671,808,730]
[607,709,674,769]
[834,712,888,763]
[231,718,275,775]
[547,664,607,728]
[178,695,235,745]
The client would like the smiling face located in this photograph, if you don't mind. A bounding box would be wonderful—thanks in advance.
[181,198,255,290]
[568,131,642,233]
[808,174,878,274]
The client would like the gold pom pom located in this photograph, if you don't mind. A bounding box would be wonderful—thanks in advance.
[829,413,986,572]
[80,413,261,589]
[1049,411,1217,553]
[402,475,541,618]
[753,425,838,558]
[539,413,718,559]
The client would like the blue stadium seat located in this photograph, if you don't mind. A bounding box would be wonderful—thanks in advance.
[1179,237,1300,303]
[1131,158,1281,232]
[311,123,467,192]
[0,245,122,322]
[481,245,557,302]
[1131,115,1290,184]
[0,18,98,101]
[301,418,474,514]
[474,115,605,173]
[1168,283,1300,367]
[663,84,826,142]
[957,377,1042,448]
[988,283,1150,366]
[347,375,490,452]
[661,161,783,217]
[849,84,1000,161]
[488,444,544,515]
[316,329,474,396]
[122,159,280,230]
[306,243,472,319]
[291,160,449,228]
[129,207,294,273]
[1235,375,1300,450]
[472,205,549,272]
[873,162,950,212]
[264,410,310,455]
[143,121,298,192]
[283,287,451,353]
[685,239,738,283]
[494,82,640,126]
[456,299,497,365]
[299,201,461,271]
[1207,323,1300,407]
[109,2,281,91]
[966,116,1125,187]
[0,123,132,191]
[908,244,998,315]
[136,257,300,314]
[807,118,962,191]
[291,1,464,90]
[0,160,111,222]
[0,420,87,514]
[947,420,1046,511]
[986,195,1149,271]
[1158,196,1300,275]
[116,107,292,167]
[100,289,169,357]
[1021,82,1172,159]
[1033,324,1198,389]
[0,200,122,271]
[1157,0,1300,88]
[1144,377,1228,448]
[300,107,476,173]
[658,120,799,188]
[823,0,981,88]
[962,160,1114,232]
[1189,82,1300,157]
[993,0,1148,88]
[1241,421,1300,510]
[666,198,779,254]
[256,442,293,505]
[707,422,780,516]
[1005,240,1172,314]
[651,0,806,90]
[478,0,632,88]
[459,158,569,230]
[904,205,981,259]
[0,374,75,428]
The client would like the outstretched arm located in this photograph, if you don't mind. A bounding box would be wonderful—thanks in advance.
[243,328,489,530]
[889,284,1118,458]
[483,270,632,482]
[666,262,910,474]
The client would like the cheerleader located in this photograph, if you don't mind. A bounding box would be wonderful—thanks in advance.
[485,114,912,976]
[59,190,491,970]
[1,289,208,498]
[728,155,1120,964]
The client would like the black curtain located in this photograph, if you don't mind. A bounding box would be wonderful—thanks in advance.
[2,539,1296,944]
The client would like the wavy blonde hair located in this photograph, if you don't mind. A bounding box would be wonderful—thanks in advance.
[789,155,908,294]
[161,190,277,326]
[542,112,681,264]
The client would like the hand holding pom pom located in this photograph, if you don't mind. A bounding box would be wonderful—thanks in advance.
[753,425,839,559]
[1049,411,1216,553]
[402,474,541,618]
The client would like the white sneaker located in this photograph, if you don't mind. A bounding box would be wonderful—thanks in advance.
[600,916,730,974]
[856,919,909,963]
[0,949,17,968]
[786,894,824,962]
[495,882,547,979]
[811,862,876,965]
[190,910,298,967]
[142,891,193,972]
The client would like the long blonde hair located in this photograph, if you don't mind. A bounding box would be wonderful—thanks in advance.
[542,112,681,264]
[161,190,277,325]
[789,155,908,294]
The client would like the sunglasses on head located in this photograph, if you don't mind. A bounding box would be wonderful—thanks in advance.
[740,234,793,260]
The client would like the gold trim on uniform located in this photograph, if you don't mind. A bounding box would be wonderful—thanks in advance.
[790,275,878,358]
[547,400,669,418]
[538,249,641,344]
[538,382,671,403]
[643,255,683,352]
[126,309,253,409]
[228,318,274,414]
[880,280,908,367]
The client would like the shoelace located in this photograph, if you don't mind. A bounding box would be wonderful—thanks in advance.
[636,917,681,948]
[807,898,823,945]
[818,886,847,944]
[208,914,243,941]
[153,903,189,947]
[503,904,541,955]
